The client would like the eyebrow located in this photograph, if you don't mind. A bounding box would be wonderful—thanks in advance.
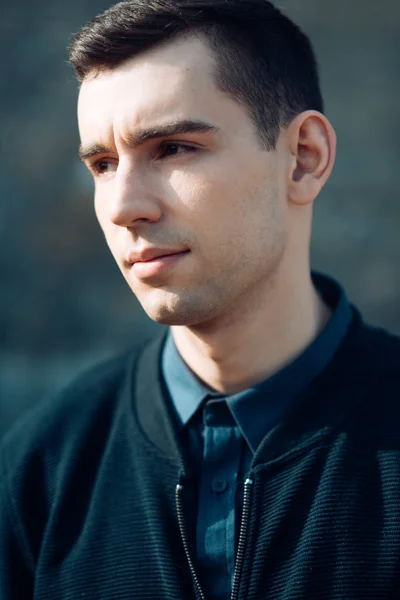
[78,119,220,162]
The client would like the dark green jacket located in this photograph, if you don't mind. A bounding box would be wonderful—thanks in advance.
[2,311,400,599]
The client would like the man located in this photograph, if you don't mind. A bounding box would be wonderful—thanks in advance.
[1,0,400,598]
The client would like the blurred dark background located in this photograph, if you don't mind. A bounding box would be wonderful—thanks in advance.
[1,0,400,438]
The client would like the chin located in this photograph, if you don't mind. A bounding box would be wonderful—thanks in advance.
[139,289,217,327]
[147,312,194,327]
[143,304,204,327]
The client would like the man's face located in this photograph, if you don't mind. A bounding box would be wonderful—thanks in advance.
[78,35,289,327]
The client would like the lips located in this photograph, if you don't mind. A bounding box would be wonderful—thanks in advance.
[127,248,190,280]
[126,248,189,265]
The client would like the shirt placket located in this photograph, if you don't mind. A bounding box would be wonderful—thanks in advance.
[196,398,242,600]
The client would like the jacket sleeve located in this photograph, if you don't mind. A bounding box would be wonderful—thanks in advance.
[0,446,34,599]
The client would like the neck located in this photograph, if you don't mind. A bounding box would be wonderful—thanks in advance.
[171,269,332,395]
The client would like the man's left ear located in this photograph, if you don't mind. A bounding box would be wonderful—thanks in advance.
[286,111,336,206]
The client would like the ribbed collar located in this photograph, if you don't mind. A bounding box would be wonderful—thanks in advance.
[133,306,386,471]
[161,272,353,454]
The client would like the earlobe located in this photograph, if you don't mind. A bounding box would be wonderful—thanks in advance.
[287,111,336,206]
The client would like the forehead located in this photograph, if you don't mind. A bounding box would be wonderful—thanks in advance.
[78,36,222,138]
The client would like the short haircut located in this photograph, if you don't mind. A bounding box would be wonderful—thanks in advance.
[68,0,324,150]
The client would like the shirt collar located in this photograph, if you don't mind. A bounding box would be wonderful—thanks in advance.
[162,332,214,426]
[162,272,353,453]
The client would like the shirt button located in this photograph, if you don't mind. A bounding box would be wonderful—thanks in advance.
[211,479,228,494]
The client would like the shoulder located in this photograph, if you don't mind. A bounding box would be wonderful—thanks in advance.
[3,348,130,452]
[0,335,163,494]
[345,316,400,435]
[0,335,164,569]
[349,315,400,401]
[357,318,400,375]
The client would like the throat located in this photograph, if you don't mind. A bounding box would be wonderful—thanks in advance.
[171,280,332,395]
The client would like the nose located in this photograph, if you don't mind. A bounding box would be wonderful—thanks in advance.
[108,162,162,227]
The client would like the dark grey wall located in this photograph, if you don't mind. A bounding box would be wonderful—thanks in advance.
[1,1,399,437]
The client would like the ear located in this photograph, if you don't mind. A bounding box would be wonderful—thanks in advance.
[286,111,336,206]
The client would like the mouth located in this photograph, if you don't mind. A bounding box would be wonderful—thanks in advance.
[129,250,190,279]
[136,250,189,264]
[126,247,189,264]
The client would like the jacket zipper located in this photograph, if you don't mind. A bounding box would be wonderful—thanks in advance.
[176,477,254,600]
[231,478,254,600]
[176,483,207,600]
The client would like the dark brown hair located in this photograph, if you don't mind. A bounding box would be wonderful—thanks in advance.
[69,0,324,149]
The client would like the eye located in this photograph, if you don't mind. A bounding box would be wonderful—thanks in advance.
[157,143,197,159]
[91,159,118,176]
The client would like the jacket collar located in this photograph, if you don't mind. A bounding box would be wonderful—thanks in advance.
[131,309,384,471]
[251,309,383,466]
[132,333,190,472]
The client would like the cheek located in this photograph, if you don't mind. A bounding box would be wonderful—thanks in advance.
[93,188,102,219]
[168,164,248,227]
[167,170,215,214]
[94,192,118,250]
[94,191,110,232]
[169,166,281,254]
